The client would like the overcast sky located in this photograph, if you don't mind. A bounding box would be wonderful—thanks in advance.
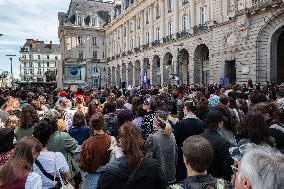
[0,0,70,78]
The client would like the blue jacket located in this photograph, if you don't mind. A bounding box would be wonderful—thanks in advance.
[68,125,90,145]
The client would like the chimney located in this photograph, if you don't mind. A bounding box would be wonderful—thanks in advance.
[49,41,52,49]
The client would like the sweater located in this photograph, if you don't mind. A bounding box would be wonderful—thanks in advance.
[145,130,177,183]
[68,125,90,145]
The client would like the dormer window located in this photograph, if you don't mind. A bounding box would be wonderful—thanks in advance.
[91,17,97,27]
[76,16,83,26]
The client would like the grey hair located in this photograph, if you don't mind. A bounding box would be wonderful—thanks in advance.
[237,145,284,189]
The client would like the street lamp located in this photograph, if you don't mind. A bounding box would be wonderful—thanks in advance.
[6,54,16,87]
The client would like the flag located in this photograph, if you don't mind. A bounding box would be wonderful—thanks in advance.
[142,66,148,89]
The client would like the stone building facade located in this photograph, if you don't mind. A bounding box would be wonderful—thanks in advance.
[19,39,60,82]
[59,0,284,88]
[58,0,115,88]
[106,0,284,87]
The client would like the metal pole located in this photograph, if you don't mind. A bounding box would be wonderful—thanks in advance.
[6,55,16,87]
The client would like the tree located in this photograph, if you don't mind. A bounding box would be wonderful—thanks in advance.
[45,69,56,82]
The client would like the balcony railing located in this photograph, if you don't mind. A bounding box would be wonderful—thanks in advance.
[151,40,160,47]
[193,21,209,34]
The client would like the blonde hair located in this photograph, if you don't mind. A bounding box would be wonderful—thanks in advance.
[4,115,20,130]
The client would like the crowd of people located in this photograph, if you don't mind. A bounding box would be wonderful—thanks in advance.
[0,81,283,189]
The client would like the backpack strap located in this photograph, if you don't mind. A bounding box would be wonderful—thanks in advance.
[35,159,60,182]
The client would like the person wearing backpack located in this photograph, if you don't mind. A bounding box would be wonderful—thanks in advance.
[97,122,167,189]
[169,135,233,189]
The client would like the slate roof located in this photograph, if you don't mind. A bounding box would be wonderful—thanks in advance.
[66,0,114,26]
[20,39,60,54]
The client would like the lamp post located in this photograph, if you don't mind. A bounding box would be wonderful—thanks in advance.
[6,54,16,87]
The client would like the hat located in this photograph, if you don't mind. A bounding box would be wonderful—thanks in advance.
[59,90,68,97]
[229,140,255,161]
[42,109,60,122]
[208,95,220,110]
[205,111,223,123]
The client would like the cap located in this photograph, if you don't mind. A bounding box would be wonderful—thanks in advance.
[42,109,60,122]
[59,91,67,97]
[205,111,223,123]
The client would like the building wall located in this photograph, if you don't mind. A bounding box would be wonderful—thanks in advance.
[19,50,60,82]
[105,0,284,86]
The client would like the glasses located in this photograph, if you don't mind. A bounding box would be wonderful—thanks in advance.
[231,163,239,174]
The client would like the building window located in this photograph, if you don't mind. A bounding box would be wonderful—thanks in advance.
[37,55,41,60]
[201,6,208,25]
[78,36,83,45]
[38,62,41,67]
[92,37,97,46]
[93,51,98,60]
[138,36,140,47]
[168,0,172,12]
[37,69,42,74]
[130,21,133,32]
[79,51,84,60]
[182,14,189,31]
[55,56,58,60]
[156,27,160,41]
[137,17,141,29]
[94,67,99,73]
[146,11,149,24]
[103,52,105,59]
[130,39,133,49]
[29,55,32,60]
[182,0,189,5]
[156,5,160,19]
[47,55,49,59]
[91,17,97,27]
[29,62,32,67]
[76,16,83,26]
[124,26,127,37]
[24,62,27,67]
[29,69,33,75]
[146,32,149,44]
[168,21,172,35]
[47,62,50,67]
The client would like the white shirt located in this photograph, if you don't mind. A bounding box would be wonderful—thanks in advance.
[25,172,42,189]
[33,152,69,189]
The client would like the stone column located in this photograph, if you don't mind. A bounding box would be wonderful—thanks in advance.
[174,0,179,35]
[149,4,154,43]
[160,0,165,40]
[133,16,137,48]
[141,11,145,45]
[190,0,196,29]
[210,0,214,21]
[126,21,129,51]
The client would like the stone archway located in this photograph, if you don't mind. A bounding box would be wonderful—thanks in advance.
[127,62,134,86]
[121,63,127,85]
[108,67,111,84]
[111,66,116,85]
[116,65,121,87]
[257,11,284,83]
[179,49,189,85]
[134,60,141,86]
[152,55,161,86]
[163,52,174,85]
[194,44,209,84]
[143,58,150,86]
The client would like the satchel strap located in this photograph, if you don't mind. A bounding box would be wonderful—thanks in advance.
[35,159,60,182]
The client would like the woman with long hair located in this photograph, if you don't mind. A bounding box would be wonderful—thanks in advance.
[145,113,177,184]
[15,105,39,142]
[237,111,275,147]
[97,122,166,189]
[80,113,112,189]
[0,136,42,188]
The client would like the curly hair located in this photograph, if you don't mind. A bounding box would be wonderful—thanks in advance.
[196,97,209,113]
[20,105,39,129]
[119,122,144,169]
[89,113,107,131]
